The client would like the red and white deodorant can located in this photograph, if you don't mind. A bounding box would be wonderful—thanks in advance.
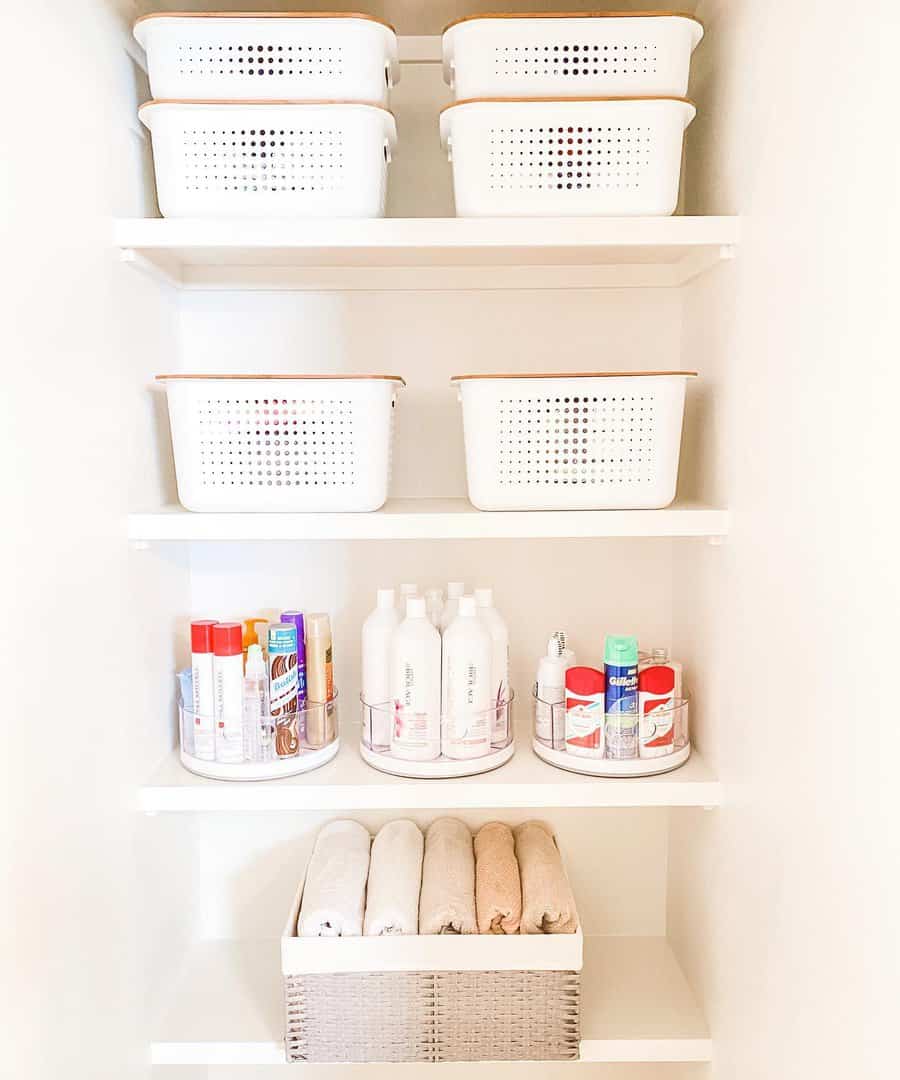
[638,663,677,758]
[565,666,605,758]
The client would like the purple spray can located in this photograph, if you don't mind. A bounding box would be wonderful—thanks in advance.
[280,611,307,739]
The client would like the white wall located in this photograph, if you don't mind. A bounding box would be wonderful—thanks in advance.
[0,2,185,1078]
[668,2,900,1078]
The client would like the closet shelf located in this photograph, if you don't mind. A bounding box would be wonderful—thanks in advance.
[128,499,729,543]
[150,936,711,1065]
[114,215,739,290]
[141,742,722,813]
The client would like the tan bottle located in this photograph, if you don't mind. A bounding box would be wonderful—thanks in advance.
[305,613,336,747]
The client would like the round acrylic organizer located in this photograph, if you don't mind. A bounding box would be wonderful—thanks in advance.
[359,692,515,778]
[179,692,340,781]
[532,689,690,778]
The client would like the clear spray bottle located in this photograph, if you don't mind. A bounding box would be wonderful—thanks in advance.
[242,643,271,763]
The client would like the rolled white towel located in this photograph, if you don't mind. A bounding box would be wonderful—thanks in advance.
[364,819,424,936]
[297,819,371,937]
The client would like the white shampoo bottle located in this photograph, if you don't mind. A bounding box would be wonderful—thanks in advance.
[424,587,444,628]
[362,588,400,751]
[439,581,465,631]
[442,595,493,760]
[474,587,511,747]
[398,583,418,610]
[389,595,442,761]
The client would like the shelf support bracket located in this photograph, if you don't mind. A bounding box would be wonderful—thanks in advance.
[120,248,183,290]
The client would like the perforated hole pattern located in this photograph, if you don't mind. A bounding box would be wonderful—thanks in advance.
[176,41,344,80]
[196,397,358,489]
[488,123,652,193]
[180,126,343,195]
[493,41,657,80]
[497,393,658,487]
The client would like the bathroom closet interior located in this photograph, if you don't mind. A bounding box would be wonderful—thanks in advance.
[8,2,894,1079]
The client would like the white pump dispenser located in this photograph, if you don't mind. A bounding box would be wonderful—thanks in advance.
[535,634,568,744]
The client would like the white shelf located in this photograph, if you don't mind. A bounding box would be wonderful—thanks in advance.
[115,215,739,290]
[128,499,729,544]
[150,936,711,1065]
[141,740,722,813]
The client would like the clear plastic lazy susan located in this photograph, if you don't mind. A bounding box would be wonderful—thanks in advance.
[359,693,515,779]
[532,691,691,778]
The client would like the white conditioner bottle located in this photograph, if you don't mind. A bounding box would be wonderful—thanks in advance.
[474,587,511,747]
[390,595,442,761]
[362,588,400,751]
[442,595,493,760]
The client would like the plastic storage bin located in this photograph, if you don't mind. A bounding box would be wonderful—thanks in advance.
[452,372,695,511]
[440,97,695,217]
[359,692,515,779]
[533,688,690,778]
[139,101,397,219]
[442,12,703,99]
[282,831,582,1062]
[179,694,339,781]
[157,374,404,512]
[134,12,399,104]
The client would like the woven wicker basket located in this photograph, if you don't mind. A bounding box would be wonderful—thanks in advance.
[284,969,580,1062]
[282,857,582,1063]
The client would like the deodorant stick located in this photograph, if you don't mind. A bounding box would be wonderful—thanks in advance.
[565,666,605,758]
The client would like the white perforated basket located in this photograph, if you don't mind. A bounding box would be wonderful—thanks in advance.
[134,12,399,104]
[452,372,695,511]
[440,97,694,217]
[139,101,396,219]
[158,375,404,513]
[442,12,702,99]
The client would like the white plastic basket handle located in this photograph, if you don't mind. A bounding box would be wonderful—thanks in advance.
[384,59,393,90]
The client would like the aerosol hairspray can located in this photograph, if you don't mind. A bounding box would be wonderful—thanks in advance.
[268,623,299,758]
[280,610,307,741]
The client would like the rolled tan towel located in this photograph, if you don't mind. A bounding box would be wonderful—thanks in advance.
[474,822,522,934]
[419,817,477,934]
[514,821,579,934]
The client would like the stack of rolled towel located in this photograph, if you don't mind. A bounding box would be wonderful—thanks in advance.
[297,817,578,937]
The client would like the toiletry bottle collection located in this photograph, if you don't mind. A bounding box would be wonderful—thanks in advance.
[175,602,690,780]
[361,582,511,763]
[534,634,686,762]
[181,611,337,766]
